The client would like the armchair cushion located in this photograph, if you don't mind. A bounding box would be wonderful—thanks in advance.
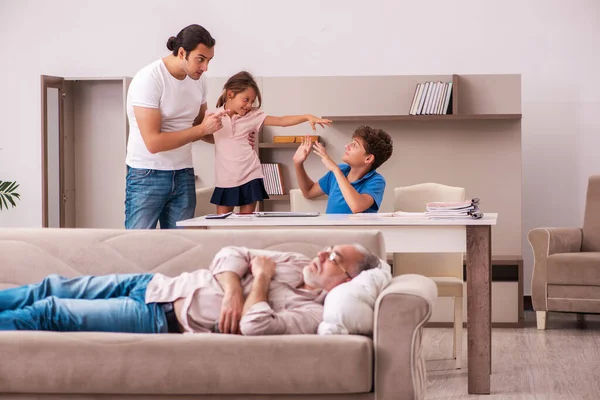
[547,252,600,286]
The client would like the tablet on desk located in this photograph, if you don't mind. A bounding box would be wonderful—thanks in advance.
[253,211,320,217]
[205,212,233,219]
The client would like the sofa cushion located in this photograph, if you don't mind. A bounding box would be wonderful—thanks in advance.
[547,252,600,286]
[0,332,373,395]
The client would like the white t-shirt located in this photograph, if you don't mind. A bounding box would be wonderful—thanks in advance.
[126,59,207,170]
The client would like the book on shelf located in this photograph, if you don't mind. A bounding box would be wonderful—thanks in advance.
[261,163,285,195]
[408,81,453,115]
[273,135,320,143]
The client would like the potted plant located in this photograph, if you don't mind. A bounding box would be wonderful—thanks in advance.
[0,180,21,210]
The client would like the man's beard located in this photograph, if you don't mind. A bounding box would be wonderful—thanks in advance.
[303,264,337,290]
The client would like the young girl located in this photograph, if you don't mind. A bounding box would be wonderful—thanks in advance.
[209,71,332,214]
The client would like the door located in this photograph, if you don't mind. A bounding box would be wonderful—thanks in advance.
[42,76,132,228]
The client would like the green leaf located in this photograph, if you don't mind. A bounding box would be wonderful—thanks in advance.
[0,181,21,210]
[0,195,8,210]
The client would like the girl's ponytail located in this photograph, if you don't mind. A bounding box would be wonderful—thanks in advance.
[216,89,227,108]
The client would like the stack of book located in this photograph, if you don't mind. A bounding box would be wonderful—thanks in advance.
[273,135,319,143]
[408,81,453,115]
[425,198,483,219]
[261,163,285,195]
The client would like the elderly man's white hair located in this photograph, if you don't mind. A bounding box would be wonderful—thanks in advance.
[352,244,381,275]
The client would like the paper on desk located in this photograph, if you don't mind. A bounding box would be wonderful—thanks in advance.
[351,211,426,218]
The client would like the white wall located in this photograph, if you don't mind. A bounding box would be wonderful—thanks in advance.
[0,0,598,294]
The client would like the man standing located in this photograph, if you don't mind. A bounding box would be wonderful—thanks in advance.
[125,24,224,229]
[293,126,393,214]
[0,245,380,335]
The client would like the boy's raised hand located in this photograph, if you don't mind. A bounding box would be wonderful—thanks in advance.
[307,115,333,132]
[312,141,338,172]
[293,135,314,165]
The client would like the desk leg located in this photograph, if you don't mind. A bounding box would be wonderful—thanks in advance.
[466,225,492,394]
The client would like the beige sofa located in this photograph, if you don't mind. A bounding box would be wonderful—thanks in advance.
[0,228,436,400]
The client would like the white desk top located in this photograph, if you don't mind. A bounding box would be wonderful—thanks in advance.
[177,213,498,227]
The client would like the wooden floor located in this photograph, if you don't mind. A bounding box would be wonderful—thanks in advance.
[424,311,600,399]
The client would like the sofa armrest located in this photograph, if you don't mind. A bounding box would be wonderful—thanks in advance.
[373,274,437,400]
[527,227,582,311]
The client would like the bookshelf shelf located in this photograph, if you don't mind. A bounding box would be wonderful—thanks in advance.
[322,114,522,122]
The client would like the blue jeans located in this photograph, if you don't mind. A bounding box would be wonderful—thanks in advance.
[125,166,196,229]
[0,273,168,333]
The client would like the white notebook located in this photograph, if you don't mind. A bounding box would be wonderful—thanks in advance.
[253,211,320,217]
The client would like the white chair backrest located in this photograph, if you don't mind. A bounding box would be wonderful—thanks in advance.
[289,189,328,213]
[194,187,216,217]
[393,183,466,278]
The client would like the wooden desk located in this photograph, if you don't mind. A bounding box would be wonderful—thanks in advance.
[178,213,497,395]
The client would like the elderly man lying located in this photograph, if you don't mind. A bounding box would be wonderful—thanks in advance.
[0,244,380,334]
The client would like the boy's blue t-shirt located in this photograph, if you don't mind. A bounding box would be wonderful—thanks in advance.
[318,164,386,214]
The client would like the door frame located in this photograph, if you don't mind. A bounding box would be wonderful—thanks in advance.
[41,75,65,227]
